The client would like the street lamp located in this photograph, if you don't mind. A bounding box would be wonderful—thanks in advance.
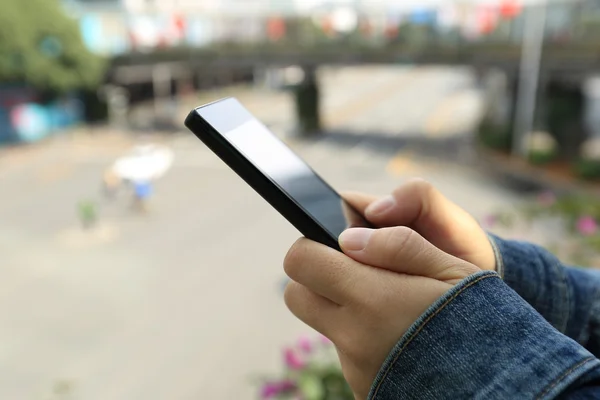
[512,0,548,158]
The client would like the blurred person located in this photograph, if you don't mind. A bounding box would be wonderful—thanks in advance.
[132,179,153,213]
[283,179,600,399]
[102,167,122,199]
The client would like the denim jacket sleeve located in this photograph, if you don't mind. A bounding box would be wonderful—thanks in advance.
[489,235,600,357]
[367,271,600,399]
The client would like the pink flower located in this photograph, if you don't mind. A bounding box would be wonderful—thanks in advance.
[260,380,297,399]
[260,383,281,399]
[279,380,296,392]
[576,216,598,236]
[284,347,306,370]
[537,191,557,207]
[297,335,313,353]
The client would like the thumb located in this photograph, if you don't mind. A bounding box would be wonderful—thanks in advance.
[339,227,479,284]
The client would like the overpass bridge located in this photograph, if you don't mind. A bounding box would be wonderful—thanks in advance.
[108,42,600,85]
[104,38,600,140]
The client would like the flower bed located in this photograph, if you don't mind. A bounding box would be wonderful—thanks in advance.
[484,190,600,268]
[258,334,353,400]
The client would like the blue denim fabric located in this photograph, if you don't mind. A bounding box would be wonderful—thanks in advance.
[368,237,600,400]
[491,235,600,357]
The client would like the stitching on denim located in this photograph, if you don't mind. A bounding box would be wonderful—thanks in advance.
[535,357,595,400]
[371,274,496,399]
[550,253,571,334]
[587,286,600,351]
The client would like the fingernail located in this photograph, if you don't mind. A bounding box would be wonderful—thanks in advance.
[339,228,373,251]
[366,195,396,216]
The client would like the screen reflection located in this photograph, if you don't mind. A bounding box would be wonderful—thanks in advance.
[224,119,370,239]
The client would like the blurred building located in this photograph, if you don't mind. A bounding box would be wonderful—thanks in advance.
[61,0,600,56]
[62,0,129,54]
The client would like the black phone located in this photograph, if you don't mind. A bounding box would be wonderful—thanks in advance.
[184,97,373,251]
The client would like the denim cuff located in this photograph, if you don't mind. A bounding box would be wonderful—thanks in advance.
[367,271,600,400]
[487,233,504,279]
[488,234,570,334]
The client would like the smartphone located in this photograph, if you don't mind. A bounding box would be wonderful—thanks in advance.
[184,97,373,251]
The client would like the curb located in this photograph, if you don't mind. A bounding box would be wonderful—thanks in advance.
[476,146,600,197]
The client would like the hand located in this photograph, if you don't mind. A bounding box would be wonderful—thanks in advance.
[343,179,496,272]
[283,227,480,399]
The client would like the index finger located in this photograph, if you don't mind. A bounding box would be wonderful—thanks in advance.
[283,238,372,306]
[340,191,379,217]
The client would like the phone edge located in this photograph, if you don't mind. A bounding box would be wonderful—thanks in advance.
[184,109,342,251]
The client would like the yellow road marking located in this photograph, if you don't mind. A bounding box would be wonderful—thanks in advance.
[424,92,466,137]
[385,149,438,177]
[324,69,426,127]
[386,150,418,176]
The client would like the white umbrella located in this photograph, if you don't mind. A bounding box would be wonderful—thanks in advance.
[112,144,174,182]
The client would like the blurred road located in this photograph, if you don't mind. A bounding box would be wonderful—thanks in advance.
[0,66,521,399]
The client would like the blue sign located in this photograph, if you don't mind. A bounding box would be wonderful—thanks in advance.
[0,93,85,144]
[409,8,436,25]
[11,104,50,143]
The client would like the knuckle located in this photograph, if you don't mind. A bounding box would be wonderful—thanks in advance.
[389,227,423,265]
[388,225,416,248]
[283,238,306,278]
[456,261,481,277]
[391,225,416,245]
[437,258,481,282]
[327,257,360,301]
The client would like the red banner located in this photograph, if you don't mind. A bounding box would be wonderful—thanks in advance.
[500,0,522,19]
[477,6,498,34]
[267,17,286,41]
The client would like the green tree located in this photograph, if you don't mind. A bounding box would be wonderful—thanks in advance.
[0,0,105,94]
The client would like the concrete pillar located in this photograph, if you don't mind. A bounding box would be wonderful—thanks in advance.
[533,73,550,131]
[152,64,172,120]
[102,85,129,131]
[293,65,321,136]
[480,68,510,126]
[507,74,520,137]
[176,74,194,97]
[545,78,586,161]
[583,76,600,138]
[475,69,516,152]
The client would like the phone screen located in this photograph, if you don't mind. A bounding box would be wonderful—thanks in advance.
[195,99,371,240]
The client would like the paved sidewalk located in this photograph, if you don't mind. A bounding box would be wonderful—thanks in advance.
[0,66,529,399]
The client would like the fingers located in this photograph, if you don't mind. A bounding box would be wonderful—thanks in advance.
[284,238,370,305]
[339,227,479,284]
[364,179,468,240]
[284,281,340,336]
[340,191,379,228]
[341,191,379,217]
